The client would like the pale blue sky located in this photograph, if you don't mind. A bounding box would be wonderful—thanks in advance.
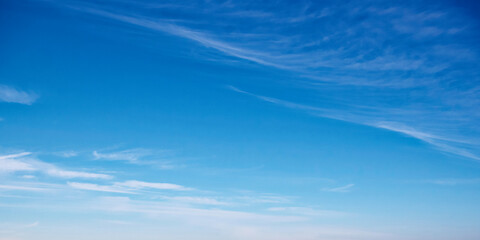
[1,0,480,239]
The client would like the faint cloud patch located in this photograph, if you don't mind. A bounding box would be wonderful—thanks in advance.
[54,151,78,158]
[0,85,38,105]
[322,184,355,193]
[93,148,179,169]
[0,152,112,179]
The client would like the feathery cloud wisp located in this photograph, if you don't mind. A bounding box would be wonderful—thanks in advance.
[51,0,480,162]
[230,87,480,161]
[267,207,347,217]
[68,180,191,194]
[162,196,228,205]
[0,184,48,192]
[93,148,152,163]
[46,169,112,179]
[116,180,191,191]
[323,184,355,193]
[0,152,35,173]
[68,182,133,193]
[0,152,112,179]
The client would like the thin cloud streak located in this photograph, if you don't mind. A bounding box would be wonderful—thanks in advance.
[68,180,191,193]
[46,169,112,179]
[93,148,152,163]
[0,152,36,173]
[322,184,355,193]
[0,184,48,192]
[162,196,228,206]
[71,6,289,70]
[96,196,306,223]
[267,207,347,217]
[230,87,480,160]
[68,182,133,194]
[93,148,175,168]
[0,152,113,179]
[91,196,383,240]
[116,180,191,191]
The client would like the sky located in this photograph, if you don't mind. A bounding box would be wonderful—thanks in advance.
[1,0,480,239]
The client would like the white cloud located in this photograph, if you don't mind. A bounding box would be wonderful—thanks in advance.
[100,220,133,225]
[116,180,191,191]
[230,87,480,161]
[59,1,480,163]
[93,148,152,163]
[96,196,304,223]
[68,182,132,194]
[21,175,36,179]
[375,122,480,161]
[0,85,38,105]
[0,184,47,192]
[25,222,39,228]
[322,184,355,193]
[0,152,35,173]
[46,169,111,180]
[54,151,78,158]
[91,197,382,240]
[235,195,292,204]
[0,152,113,179]
[163,196,228,205]
[267,207,347,217]
[93,148,178,169]
[0,152,32,160]
[68,180,191,194]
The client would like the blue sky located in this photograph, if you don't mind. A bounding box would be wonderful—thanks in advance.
[1,0,480,239]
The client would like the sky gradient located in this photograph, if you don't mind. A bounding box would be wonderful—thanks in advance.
[1,0,480,239]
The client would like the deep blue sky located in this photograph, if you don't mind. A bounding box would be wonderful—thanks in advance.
[1,1,480,239]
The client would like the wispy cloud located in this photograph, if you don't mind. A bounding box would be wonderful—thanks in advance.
[162,196,228,206]
[0,152,36,173]
[91,196,382,240]
[96,196,305,223]
[68,182,133,194]
[53,151,78,158]
[93,148,178,169]
[21,175,35,179]
[0,184,48,192]
[24,222,39,228]
[55,1,478,85]
[230,87,480,160]
[0,152,112,179]
[116,180,191,191]
[0,182,62,192]
[68,180,191,193]
[47,0,480,162]
[267,207,347,217]
[322,184,355,193]
[46,169,111,179]
[235,195,292,204]
[0,85,38,105]
[93,148,152,163]
[375,122,480,161]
